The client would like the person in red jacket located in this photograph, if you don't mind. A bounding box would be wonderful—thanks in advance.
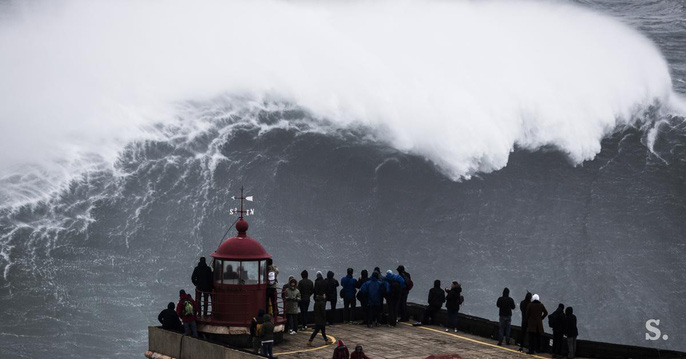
[350,344,370,359]
[332,339,350,359]
[175,289,198,337]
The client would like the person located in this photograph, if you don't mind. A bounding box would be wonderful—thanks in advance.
[356,270,370,324]
[175,290,198,337]
[223,264,239,280]
[309,284,334,346]
[384,270,405,327]
[325,271,340,325]
[550,303,566,358]
[496,287,516,346]
[249,309,265,354]
[341,268,358,323]
[191,257,214,317]
[564,307,578,359]
[525,294,548,354]
[350,344,370,359]
[158,302,183,332]
[298,270,314,330]
[397,265,413,322]
[282,275,295,302]
[518,292,532,352]
[265,258,279,316]
[285,277,302,334]
[445,281,462,332]
[421,280,445,325]
[360,271,387,327]
[258,313,275,359]
[332,339,350,359]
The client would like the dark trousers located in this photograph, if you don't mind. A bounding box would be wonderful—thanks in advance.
[553,329,564,354]
[343,297,356,322]
[422,305,440,325]
[567,336,577,358]
[519,320,528,347]
[498,316,512,344]
[327,300,337,324]
[288,314,298,332]
[309,324,328,341]
[359,299,368,323]
[266,288,278,316]
[446,308,459,329]
[367,304,382,325]
[387,297,399,326]
[195,289,211,317]
[527,332,541,354]
[299,300,310,328]
[261,341,274,359]
[399,292,409,321]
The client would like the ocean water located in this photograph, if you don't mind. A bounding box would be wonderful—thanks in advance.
[0,0,685,357]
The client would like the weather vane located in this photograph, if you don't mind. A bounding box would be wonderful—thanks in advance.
[229,186,255,218]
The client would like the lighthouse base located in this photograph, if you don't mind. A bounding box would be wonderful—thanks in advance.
[198,323,285,348]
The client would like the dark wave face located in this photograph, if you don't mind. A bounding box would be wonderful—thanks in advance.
[1,0,686,358]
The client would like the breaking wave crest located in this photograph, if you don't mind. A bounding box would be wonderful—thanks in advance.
[0,0,683,207]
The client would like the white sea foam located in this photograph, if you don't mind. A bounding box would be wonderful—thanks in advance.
[0,0,681,206]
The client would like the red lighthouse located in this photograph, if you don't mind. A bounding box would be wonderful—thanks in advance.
[196,188,285,345]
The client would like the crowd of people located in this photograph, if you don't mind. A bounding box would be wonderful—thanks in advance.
[157,257,579,359]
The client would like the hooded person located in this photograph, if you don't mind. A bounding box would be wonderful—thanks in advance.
[360,271,387,327]
[308,283,334,346]
[332,339,350,359]
[350,344,370,359]
[384,269,405,327]
[298,270,314,330]
[191,257,214,317]
[282,275,295,300]
[444,280,462,332]
[250,309,266,354]
[314,271,327,298]
[550,303,566,357]
[565,307,578,359]
[525,294,548,354]
[496,287,516,346]
[341,268,358,323]
[421,280,445,325]
[158,302,183,332]
[518,291,532,351]
[259,314,275,359]
[175,290,199,337]
[397,265,413,322]
[285,277,302,334]
[325,271,340,325]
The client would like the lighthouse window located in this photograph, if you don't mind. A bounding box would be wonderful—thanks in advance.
[223,260,241,284]
[241,261,259,285]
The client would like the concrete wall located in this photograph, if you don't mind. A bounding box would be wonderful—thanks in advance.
[148,327,261,359]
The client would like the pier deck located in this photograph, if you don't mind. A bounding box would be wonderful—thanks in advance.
[275,322,570,359]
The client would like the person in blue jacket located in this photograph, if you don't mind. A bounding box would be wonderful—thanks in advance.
[341,268,358,323]
[384,270,405,327]
[360,271,387,327]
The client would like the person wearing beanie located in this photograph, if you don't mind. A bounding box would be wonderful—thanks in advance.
[325,271,340,325]
[332,339,350,359]
[341,268,358,323]
[525,294,548,354]
[158,302,183,332]
[518,292,532,352]
[496,287,516,346]
[565,307,578,359]
[191,257,214,317]
[298,270,314,330]
[421,280,445,325]
[350,344,370,359]
[550,303,566,358]
[396,265,413,322]
[444,281,462,332]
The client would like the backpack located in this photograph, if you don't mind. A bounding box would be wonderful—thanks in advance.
[181,299,194,317]
[458,295,464,305]
[389,279,402,297]
[548,312,557,328]
[267,269,277,286]
[400,272,413,291]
